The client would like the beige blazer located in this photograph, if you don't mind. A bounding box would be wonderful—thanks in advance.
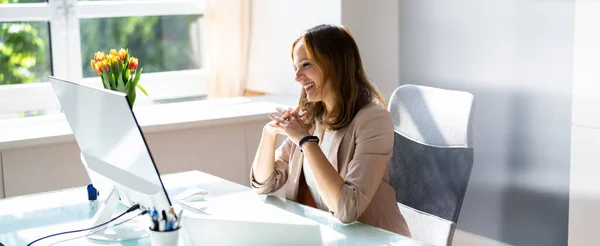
[250,103,411,237]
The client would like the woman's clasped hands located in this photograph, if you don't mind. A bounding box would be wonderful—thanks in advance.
[264,106,311,145]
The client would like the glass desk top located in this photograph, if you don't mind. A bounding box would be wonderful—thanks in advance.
[0,171,428,246]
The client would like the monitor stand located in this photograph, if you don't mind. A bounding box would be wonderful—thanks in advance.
[86,188,148,242]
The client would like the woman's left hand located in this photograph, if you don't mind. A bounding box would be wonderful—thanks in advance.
[269,106,311,145]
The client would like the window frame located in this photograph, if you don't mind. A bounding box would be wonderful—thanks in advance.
[0,0,207,115]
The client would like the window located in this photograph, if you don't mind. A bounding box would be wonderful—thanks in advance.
[0,21,52,85]
[0,0,206,119]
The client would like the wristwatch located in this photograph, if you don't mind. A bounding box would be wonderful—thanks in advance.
[299,136,319,152]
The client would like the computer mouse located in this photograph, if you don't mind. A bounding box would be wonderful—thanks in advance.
[175,188,208,202]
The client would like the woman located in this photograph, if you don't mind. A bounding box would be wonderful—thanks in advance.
[250,24,410,237]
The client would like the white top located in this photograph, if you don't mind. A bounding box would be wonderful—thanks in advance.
[302,126,336,211]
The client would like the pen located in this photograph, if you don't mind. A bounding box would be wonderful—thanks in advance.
[152,208,158,230]
[177,210,183,221]
[162,210,168,221]
[152,208,158,220]
[174,210,183,229]
[162,210,169,231]
[169,207,177,220]
[166,220,173,231]
[158,219,165,231]
[151,208,159,230]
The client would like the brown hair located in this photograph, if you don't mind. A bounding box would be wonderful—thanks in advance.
[291,24,386,130]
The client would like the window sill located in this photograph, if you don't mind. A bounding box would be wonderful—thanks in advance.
[0,94,298,151]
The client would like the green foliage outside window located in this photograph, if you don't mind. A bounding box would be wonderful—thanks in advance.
[0,22,49,85]
[0,0,202,86]
[80,15,202,78]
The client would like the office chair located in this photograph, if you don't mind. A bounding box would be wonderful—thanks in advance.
[387,84,475,246]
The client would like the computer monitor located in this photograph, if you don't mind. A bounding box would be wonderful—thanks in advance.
[48,76,171,241]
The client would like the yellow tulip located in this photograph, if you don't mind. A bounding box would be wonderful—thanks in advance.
[118,48,127,61]
[112,56,119,68]
[110,49,118,56]
[106,54,118,68]
[94,52,105,62]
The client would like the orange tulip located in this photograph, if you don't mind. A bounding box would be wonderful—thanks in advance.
[94,52,105,62]
[90,60,102,75]
[128,57,138,71]
[118,48,127,61]
[100,60,109,72]
[95,63,103,74]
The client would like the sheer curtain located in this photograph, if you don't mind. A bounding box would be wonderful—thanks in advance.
[205,0,252,98]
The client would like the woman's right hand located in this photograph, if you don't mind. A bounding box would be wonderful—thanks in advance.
[263,107,307,138]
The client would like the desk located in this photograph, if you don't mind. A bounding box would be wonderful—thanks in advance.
[0,171,427,246]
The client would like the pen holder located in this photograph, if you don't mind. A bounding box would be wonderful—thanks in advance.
[148,227,180,246]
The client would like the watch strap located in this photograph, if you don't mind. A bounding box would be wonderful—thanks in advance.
[299,136,319,152]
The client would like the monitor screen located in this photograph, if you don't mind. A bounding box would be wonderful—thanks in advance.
[49,76,171,211]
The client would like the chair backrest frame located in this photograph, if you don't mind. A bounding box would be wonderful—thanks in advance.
[388,84,475,246]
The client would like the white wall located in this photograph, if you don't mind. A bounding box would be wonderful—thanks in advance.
[399,1,573,245]
[570,1,600,245]
[3,141,87,197]
[246,0,341,95]
[341,0,400,100]
[246,0,400,102]
[0,120,268,198]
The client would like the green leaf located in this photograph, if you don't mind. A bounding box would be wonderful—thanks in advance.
[102,69,114,90]
[127,83,136,105]
[113,65,121,91]
[137,84,149,97]
[106,65,116,90]
[115,62,122,82]
[117,78,126,92]
[112,68,118,90]
[100,74,109,89]
[121,63,128,83]
[128,91,136,107]
[125,69,131,82]
[132,67,142,85]
[125,74,137,107]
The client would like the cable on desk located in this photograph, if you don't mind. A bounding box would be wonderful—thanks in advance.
[48,210,148,246]
[107,210,148,228]
[27,204,141,246]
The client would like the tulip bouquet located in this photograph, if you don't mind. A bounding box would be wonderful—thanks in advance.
[90,48,148,107]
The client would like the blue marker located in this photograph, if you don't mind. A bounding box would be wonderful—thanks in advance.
[87,184,99,206]
[151,208,158,219]
[151,209,159,230]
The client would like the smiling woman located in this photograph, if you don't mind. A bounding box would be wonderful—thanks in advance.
[250,24,411,238]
